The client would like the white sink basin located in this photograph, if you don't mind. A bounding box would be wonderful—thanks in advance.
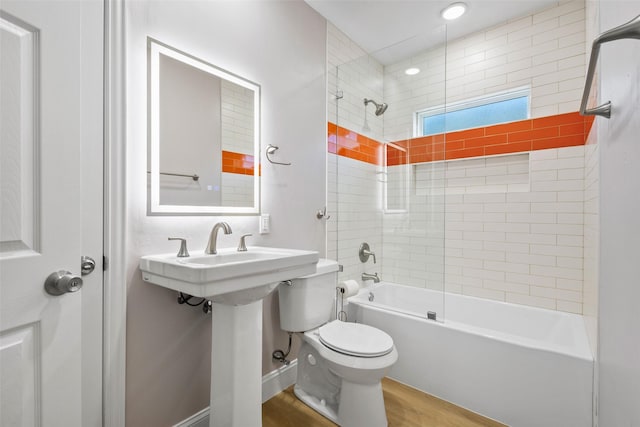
[139,246,319,304]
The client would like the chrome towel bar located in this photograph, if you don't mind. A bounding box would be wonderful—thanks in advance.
[146,171,199,181]
[265,144,292,166]
[580,14,640,118]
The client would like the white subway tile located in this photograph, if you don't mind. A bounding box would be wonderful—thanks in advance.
[484,260,530,274]
[530,285,558,299]
[531,244,583,257]
[463,249,506,262]
[531,223,582,235]
[559,9,585,26]
[484,222,530,233]
[445,238,483,250]
[507,212,556,223]
[485,15,532,39]
[557,278,583,291]
[531,202,582,213]
[506,232,556,245]
[463,193,506,204]
[555,288,583,303]
[557,235,583,247]
[531,170,558,181]
[557,191,584,202]
[507,192,557,203]
[508,183,531,193]
[558,213,583,224]
[530,179,584,192]
[485,241,530,254]
[557,145,585,158]
[530,265,583,280]
[507,252,556,266]
[557,256,583,269]
[446,256,483,268]
[463,267,505,282]
[556,300,582,314]
[506,272,556,288]
[464,231,506,242]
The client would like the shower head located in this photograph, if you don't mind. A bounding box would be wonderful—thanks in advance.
[364,98,389,116]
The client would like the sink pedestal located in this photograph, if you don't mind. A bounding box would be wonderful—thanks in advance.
[139,246,319,427]
[210,300,263,427]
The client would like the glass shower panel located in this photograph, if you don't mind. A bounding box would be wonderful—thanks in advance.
[330,24,447,322]
[330,52,384,287]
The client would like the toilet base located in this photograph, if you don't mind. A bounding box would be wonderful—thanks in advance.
[293,384,339,423]
[337,380,387,427]
[294,337,392,427]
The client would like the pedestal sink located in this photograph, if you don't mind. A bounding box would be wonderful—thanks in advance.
[140,246,319,426]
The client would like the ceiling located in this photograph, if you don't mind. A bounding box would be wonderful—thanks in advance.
[304,0,558,64]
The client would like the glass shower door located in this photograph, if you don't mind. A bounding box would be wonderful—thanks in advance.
[328,23,447,322]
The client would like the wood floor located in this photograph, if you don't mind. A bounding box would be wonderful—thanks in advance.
[262,377,506,427]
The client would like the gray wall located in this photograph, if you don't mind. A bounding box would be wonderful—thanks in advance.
[596,1,640,425]
[124,1,327,425]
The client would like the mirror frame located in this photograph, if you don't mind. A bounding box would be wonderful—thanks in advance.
[148,38,261,215]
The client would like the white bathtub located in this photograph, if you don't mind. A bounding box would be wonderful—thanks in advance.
[347,282,593,427]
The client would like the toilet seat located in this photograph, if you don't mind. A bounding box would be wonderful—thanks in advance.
[318,320,393,357]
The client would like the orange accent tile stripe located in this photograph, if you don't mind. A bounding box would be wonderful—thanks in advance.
[221,150,259,175]
[328,112,596,165]
[327,122,383,165]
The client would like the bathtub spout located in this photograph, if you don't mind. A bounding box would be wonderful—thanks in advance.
[362,272,380,283]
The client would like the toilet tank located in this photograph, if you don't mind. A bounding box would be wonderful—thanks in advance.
[278,259,339,332]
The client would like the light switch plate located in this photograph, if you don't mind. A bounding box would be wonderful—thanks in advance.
[259,214,270,234]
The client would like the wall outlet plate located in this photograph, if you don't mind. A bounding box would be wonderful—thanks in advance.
[259,214,270,234]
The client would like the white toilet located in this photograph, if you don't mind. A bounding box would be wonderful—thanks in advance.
[278,259,398,427]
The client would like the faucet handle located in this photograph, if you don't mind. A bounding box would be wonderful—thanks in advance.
[359,242,376,264]
[237,234,252,252]
[168,237,190,257]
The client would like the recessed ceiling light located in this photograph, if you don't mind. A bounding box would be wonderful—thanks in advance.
[405,67,420,75]
[441,2,467,20]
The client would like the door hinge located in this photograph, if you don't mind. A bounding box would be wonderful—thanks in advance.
[103,255,108,271]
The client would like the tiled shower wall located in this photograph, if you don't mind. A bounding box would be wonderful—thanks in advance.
[328,1,593,314]
[385,146,587,313]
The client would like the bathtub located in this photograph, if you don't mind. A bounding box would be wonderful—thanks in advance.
[347,282,593,427]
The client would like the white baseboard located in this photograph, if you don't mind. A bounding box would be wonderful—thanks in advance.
[261,360,298,402]
[173,361,298,427]
[173,407,210,427]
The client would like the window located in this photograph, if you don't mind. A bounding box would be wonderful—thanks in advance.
[415,87,530,137]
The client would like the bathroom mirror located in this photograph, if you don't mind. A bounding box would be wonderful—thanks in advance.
[148,38,260,214]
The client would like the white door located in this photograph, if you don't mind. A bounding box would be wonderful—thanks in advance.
[0,1,103,426]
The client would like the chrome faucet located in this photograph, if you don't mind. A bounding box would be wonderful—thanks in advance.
[205,222,232,254]
[362,272,380,283]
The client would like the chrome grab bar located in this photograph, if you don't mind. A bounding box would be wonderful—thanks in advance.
[580,14,640,118]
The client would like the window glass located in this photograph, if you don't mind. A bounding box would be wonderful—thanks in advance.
[417,88,530,137]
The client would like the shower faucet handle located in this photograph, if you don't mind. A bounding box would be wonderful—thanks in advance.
[359,242,376,264]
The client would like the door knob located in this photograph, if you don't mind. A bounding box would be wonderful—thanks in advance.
[44,270,83,296]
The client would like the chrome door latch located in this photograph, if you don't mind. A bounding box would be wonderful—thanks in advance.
[81,255,96,275]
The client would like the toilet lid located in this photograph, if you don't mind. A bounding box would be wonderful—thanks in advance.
[318,321,394,357]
